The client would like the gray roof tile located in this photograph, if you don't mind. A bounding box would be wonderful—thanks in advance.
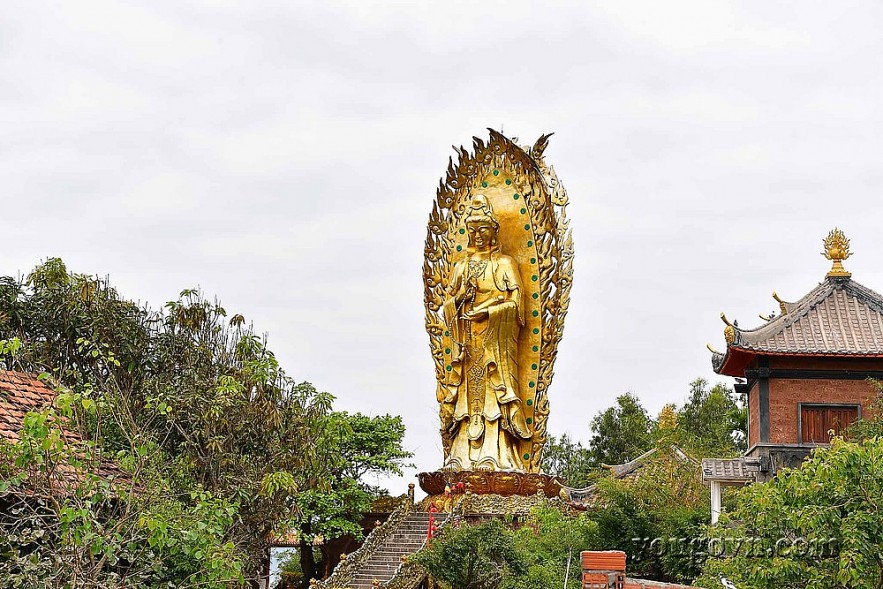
[730,277,883,355]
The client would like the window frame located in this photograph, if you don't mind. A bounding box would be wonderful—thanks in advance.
[797,402,862,444]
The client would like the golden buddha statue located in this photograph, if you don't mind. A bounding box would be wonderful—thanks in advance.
[422,130,573,487]
[439,195,532,471]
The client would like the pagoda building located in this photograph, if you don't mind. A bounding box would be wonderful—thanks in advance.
[703,229,883,521]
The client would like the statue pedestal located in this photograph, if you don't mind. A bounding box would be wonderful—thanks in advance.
[417,470,562,498]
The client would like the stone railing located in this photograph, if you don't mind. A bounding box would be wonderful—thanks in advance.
[314,490,415,589]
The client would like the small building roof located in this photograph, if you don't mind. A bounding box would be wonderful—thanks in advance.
[0,370,125,487]
[701,457,757,484]
[0,370,63,443]
[712,230,883,376]
[563,445,696,507]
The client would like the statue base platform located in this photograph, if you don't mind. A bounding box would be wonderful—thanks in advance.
[417,470,562,498]
[418,491,558,517]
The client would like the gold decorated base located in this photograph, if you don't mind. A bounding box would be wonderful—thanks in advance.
[418,491,563,518]
[417,470,562,498]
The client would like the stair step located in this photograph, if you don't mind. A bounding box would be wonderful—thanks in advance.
[323,511,441,589]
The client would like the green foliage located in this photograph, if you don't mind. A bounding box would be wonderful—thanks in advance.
[845,379,883,441]
[0,336,22,369]
[335,412,413,482]
[535,379,744,585]
[0,397,242,587]
[0,259,412,586]
[588,393,655,465]
[289,411,413,583]
[588,447,709,583]
[506,507,601,589]
[540,434,600,488]
[674,378,746,455]
[413,506,600,589]
[698,436,883,589]
[412,518,526,589]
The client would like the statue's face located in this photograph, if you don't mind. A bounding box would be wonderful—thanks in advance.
[467,220,496,250]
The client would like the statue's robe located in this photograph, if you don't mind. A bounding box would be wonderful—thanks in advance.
[440,250,531,471]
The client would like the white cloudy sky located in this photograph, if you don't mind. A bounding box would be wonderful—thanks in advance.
[3,1,883,493]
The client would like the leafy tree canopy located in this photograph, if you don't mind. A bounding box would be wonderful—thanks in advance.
[290,411,413,583]
[588,392,655,466]
[674,378,746,456]
[411,517,526,589]
[540,433,598,488]
[698,436,883,589]
[0,259,412,587]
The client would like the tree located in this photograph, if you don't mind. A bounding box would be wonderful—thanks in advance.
[413,506,599,589]
[506,506,600,589]
[697,436,883,589]
[844,378,883,441]
[0,259,409,585]
[291,412,412,585]
[540,434,598,487]
[411,518,526,589]
[0,376,243,587]
[588,446,709,584]
[588,393,654,465]
[675,378,746,455]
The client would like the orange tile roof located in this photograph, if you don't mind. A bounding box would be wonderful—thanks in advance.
[0,370,126,487]
[0,370,60,443]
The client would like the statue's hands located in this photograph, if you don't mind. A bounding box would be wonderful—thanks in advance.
[462,309,488,321]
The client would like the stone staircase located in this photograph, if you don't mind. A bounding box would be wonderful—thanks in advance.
[347,512,432,589]
[316,499,440,589]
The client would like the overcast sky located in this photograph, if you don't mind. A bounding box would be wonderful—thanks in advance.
[3,1,883,493]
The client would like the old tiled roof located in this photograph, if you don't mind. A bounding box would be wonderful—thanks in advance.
[736,278,883,354]
[0,370,61,443]
[714,277,883,375]
[563,445,696,507]
[0,370,126,487]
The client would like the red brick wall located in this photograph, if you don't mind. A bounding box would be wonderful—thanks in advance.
[747,381,759,447]
[768,378,876,444]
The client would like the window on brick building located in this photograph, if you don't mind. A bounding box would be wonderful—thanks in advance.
[799,404,860,444]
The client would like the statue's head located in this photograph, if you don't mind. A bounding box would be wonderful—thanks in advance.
[464,195,500,251]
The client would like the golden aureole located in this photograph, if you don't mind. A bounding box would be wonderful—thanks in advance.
[423,129,573,474]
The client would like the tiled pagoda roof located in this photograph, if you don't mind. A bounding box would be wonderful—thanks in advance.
[712,276,883,376]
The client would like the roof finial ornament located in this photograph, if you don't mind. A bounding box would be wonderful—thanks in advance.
[772,291,788,315]
[720,313,736,345]
[823,228,852,278]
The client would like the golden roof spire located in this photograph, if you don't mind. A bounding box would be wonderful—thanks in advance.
[822,228,852,278]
